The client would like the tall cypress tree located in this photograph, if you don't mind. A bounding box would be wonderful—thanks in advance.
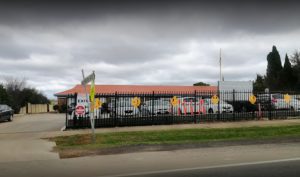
[291,51,300,91]
[266,46,283,91]
[279,54,295,91]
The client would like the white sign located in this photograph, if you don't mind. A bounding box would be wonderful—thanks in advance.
[77,94,90,105]
[76,94,89,114]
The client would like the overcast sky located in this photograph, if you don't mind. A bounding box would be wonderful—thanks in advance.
[0,0,300,98]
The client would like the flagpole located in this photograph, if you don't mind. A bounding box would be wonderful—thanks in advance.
[219,48,222,81]
[81,69,95,143]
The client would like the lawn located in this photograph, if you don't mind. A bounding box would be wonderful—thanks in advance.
[53,125,300,152]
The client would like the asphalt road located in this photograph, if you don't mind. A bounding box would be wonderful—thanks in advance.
[119,158,300,177]
[0,142,300,177]
[1,114,300,177]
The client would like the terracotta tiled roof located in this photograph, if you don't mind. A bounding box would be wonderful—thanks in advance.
[54,84,217,96]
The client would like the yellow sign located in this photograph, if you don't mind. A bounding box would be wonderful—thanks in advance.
[211,95,219,105]
[131,97,141,108]
[89,80,95,113]
[90,80,95,103]
[95,98,102,109]
[170,96,179,106]
[284,94,291,103]
[249,94,256,105]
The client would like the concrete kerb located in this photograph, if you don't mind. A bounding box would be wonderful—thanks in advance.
[43,118,300,138]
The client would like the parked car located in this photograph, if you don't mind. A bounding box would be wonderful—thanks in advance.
[203,99,234,113]
[176,97,200,115]
[287,98,300,111]
[0,104,14,121]
[175,97,210,114]
[144,100,171,115]
[257,93,289,110]
[111,101,149,117]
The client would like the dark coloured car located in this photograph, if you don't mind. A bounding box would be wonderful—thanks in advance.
[0,104,14,122]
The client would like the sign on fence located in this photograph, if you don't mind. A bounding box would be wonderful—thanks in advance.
[75,105,85,116]
[171,96,179,106]
[284,94,291,103]
[211,95,219,105]
[131,97,141,108]
[249,94,256,105]
[95,98,102,109]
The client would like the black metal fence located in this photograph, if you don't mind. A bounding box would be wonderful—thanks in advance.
[65,91,300,129]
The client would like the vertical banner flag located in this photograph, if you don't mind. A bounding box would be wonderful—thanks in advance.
[90,79,95,112]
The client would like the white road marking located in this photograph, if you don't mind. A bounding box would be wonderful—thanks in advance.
[98,157,300,177]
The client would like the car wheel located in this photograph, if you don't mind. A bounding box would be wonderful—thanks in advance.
[241,106,247,112]
[208,108,214,113]
[178,109,182,115]
[8,115,13,121]
[140,110,149,116]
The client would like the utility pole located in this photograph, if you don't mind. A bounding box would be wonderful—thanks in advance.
[81,69,96,143]
[219,48,222,82]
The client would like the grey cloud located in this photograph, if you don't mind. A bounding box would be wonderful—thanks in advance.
[1,0,300,98]
[2,1,300,35]
[72,41,184,64]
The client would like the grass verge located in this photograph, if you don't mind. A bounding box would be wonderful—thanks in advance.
[51,125,300,158]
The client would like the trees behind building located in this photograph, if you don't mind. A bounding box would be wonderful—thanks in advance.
[0,78,49,113]
[193,82,210,86]
[254,46,300,92]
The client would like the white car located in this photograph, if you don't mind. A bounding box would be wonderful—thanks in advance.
[113,101,140,117]
[173,97,233,114]
[176,97,200,115]
[271,94,290,110]
[289,99,300,111]
[257,93,289,110]
[203,99,234,113]
[144,100,171,115]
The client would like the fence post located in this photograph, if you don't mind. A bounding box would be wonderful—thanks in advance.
[194,90,197,124]
[217,88,220,121]
[268,91,272,120]
[233,89,235,121]
[114,91,117,127]
[152,91,154,125]
[65,94,68,129]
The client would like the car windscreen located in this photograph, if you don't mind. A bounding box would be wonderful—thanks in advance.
[183,98,196,102]
[117,102,132,107]
[146,100,169,106]
[0,105,7,110]
[273,94,283,99]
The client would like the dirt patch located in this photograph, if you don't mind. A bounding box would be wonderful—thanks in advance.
[57,136,300,159]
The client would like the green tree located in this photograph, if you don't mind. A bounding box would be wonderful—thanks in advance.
[279,54,296,91]
[253,74,266,92]
[4,78,49,113]
[193,82,210,86]
[0,84,10,104]
[290,50,300,91]
[266,46,283,91]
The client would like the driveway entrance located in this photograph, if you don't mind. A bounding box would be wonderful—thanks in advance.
[0,113,64,162]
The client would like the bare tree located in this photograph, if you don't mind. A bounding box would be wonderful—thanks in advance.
[290,50,300,66]
[4,77,26,91]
